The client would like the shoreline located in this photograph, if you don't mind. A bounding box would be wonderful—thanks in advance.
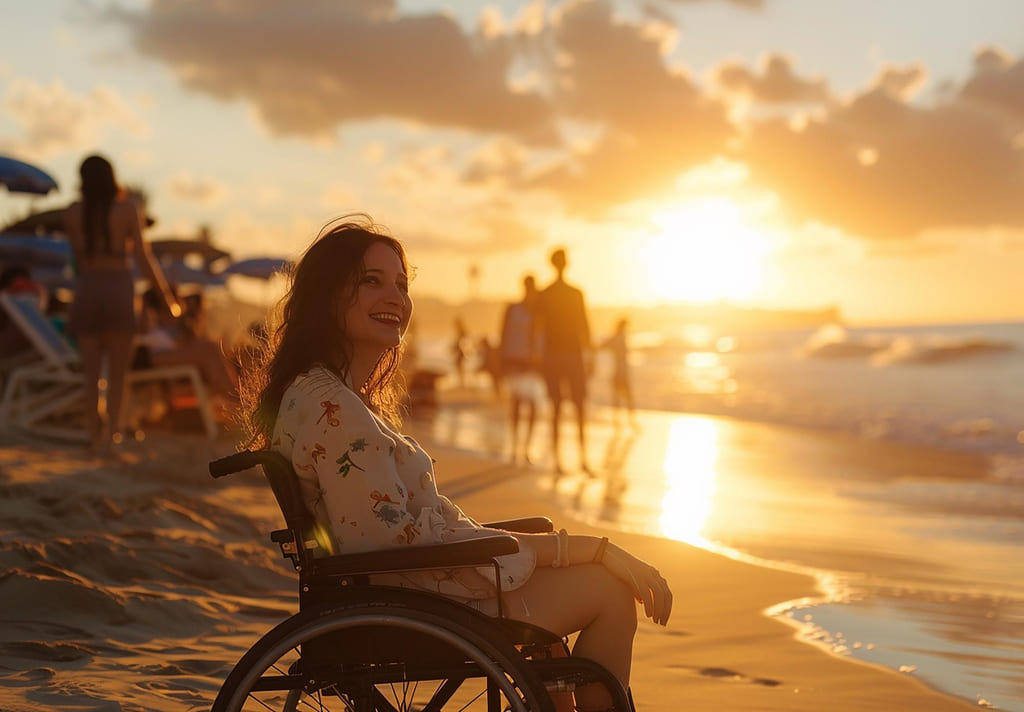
[411,390,1019,710]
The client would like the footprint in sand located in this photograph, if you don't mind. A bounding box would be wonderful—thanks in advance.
[670,664,781,687]
[0,641,95,663]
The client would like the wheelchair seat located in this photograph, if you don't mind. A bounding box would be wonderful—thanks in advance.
[209,449,635,712]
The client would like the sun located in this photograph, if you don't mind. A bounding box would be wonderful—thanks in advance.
[640,198,772,303]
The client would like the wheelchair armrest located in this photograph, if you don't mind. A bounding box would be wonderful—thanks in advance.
[482,516,554,533]
[313,535,520,577]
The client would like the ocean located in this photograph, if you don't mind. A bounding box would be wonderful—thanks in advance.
[419,319,1024,711]
[619,319,1024,467]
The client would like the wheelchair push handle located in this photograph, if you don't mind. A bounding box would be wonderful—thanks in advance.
[209,451,263,478]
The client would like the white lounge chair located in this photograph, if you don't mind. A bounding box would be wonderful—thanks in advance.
[0,293,218,441]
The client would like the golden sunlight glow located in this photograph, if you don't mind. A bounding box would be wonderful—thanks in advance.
[658,417,719,545]
[641,198,772,303]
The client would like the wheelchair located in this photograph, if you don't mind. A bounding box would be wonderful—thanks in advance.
[209,449,637,712]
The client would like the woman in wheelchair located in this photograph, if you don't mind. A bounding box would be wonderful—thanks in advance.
[237,216,673,712]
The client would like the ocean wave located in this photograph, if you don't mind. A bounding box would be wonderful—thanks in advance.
[873,336,1015,365]
[796,324,887,360]
[845,480,1024,520]
[798,324,1017,365]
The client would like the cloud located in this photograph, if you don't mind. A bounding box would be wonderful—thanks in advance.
[871,64,927,101]
[713,54,830,104]
[165,172,229,205]
[104,1,1023,243]
[0,78,149,159]
[651,0,764,8]
[112,0,556,142]
[526,0,732,213]
[403,210,547,255]
[110,0,734,217]
[738,56,1024,239]
[462,138,530,186]
[959,46,1024,122]
[320,182,361,211]
[382,144,458,193]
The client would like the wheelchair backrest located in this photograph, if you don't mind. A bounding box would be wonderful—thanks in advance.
[209,449,335,567]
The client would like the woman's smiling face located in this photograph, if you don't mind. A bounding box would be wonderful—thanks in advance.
[342,240,413,362]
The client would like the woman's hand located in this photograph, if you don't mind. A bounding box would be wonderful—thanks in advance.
[602,543,673,625]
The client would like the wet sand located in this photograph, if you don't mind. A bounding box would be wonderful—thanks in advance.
[414,390,1021,710]
[419,430,981,712]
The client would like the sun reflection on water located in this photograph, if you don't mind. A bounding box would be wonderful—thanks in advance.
[676,350,735,395]
[658,417,720,546]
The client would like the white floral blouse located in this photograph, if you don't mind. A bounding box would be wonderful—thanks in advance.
[272,366,537,600]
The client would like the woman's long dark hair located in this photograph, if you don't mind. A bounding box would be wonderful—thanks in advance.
[239,215,410,450]
[79,155,120,257]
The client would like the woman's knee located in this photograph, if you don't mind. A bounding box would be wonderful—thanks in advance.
[591,566,638,633]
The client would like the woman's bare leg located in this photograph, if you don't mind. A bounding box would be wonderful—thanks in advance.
[504,564,638,709]
[509,396,521,462]
[574,397,592,475]
[550,397,564,473]
[524,400,536,464]
[104,330,135,445]
[77,335,103,449]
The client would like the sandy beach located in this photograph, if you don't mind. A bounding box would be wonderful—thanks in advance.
[432,452,978,712]
[0,399,991,712]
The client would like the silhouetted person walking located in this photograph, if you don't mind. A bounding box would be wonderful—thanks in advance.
[500,275,544,465]
[536,248,593,475]
[451,317,469,388]
[602,317,637,428]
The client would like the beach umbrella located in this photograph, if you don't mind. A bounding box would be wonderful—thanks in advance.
[2,206,156,233]
[0,156,59,195]
[0,233,72,268]
[221,256,292,280]
[1,208,67,234]
[151,239,231,263]
[32,266,76,291]
[159,261,228,287]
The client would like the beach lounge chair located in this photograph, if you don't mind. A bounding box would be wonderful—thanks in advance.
[207,449,636,712]
[0,293,218,441]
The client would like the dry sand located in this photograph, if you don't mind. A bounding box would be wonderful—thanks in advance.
[0,424,976,711]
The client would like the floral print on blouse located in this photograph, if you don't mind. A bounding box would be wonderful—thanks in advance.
[272,366,536,600]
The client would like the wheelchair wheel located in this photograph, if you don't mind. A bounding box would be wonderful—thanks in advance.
[212,593,554,712]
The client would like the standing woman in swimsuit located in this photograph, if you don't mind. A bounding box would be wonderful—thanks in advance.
[64,154,180,453]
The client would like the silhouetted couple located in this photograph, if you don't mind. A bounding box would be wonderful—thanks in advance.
[501,248,593,476]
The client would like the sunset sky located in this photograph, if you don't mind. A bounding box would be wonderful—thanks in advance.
[2,0,1023,325]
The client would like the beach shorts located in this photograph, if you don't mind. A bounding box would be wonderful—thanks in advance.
[70,268,136,336]
[542,351,586,403]
[507,371,545,403]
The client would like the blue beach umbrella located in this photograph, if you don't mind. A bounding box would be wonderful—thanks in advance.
[156,261,228,287]
[0,155,59,195]
[0,233,72,267]
[221,256,292,280]
[151,238,231,263]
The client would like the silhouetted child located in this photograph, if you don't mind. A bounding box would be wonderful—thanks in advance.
[602,318,637,428]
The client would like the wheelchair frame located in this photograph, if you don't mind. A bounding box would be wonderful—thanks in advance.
[209,449,636,712]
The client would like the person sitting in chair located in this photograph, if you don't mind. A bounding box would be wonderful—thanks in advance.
[237,216,672,712]
[137,285,238,400]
